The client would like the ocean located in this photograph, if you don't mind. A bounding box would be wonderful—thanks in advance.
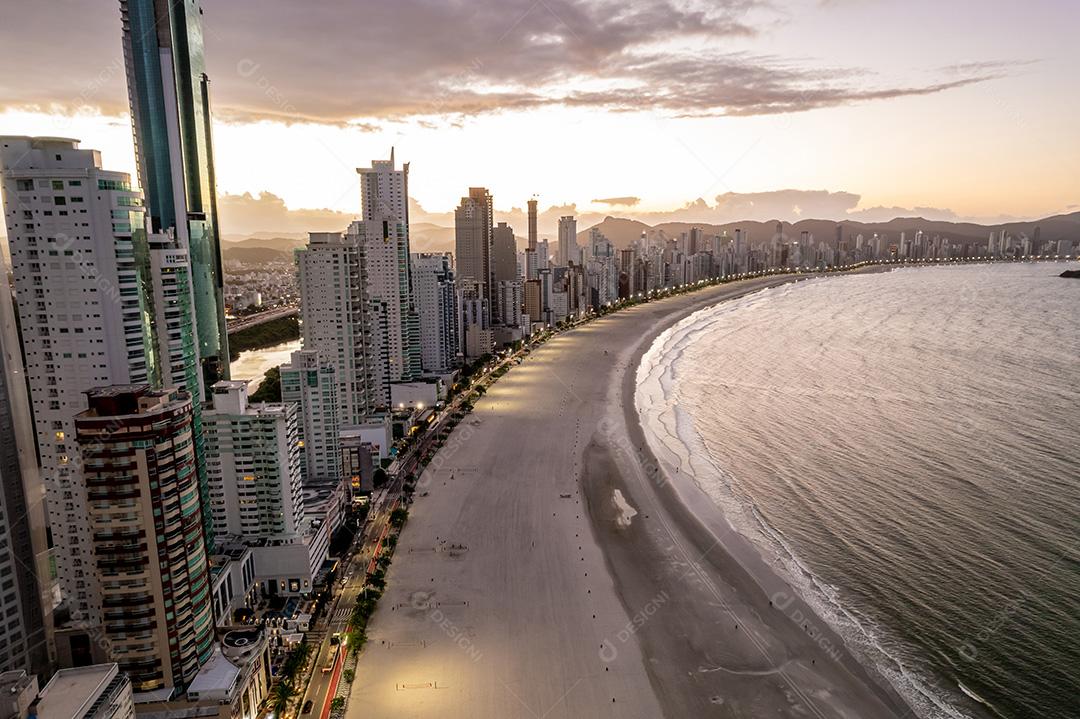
[636,262,1080,719]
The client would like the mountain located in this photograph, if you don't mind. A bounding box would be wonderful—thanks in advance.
[578,212,1080,250]
[222,235,308,253]
[223,246,292,263]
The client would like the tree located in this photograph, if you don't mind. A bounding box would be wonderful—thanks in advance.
[270,680,296,717]
[373,467,389,488]
[250,367,281,402]
[389,507,409,528]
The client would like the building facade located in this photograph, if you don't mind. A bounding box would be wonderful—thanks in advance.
[120,0,229,389]
[0,258,51,676]
[279,350,341,484]
[410,253,459,373]
[75,386,213,697]
[297,231,380,420]
[454,188,493,325]
[1,137,156,625]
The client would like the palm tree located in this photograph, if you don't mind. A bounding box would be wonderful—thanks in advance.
[270,680,296,718]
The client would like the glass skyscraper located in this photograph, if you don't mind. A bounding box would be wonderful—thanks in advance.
[121,0,229,388]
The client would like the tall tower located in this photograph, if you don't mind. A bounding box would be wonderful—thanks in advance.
[0,255,52,676]
[357,151,421,382]
[455,188,494,324]
[121,0,229,389]
[527,197,538,251]
[558,215,578,266]
[410,253,459,373]
[75,386,214,695]
[1,137,158,623]
[297,231,380,418]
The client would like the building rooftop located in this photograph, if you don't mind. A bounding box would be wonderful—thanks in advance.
[35,664,120,719]
[186,647,240,697]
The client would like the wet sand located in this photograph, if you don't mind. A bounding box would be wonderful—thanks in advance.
[348,272,913,718]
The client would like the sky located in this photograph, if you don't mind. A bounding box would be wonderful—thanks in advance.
[2,0,1078,235]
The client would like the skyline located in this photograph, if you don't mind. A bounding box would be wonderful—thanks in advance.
[2,0,1079,227]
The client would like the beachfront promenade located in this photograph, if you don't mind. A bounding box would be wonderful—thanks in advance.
[345,271,914,718]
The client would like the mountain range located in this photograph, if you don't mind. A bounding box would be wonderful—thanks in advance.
[220,211,1080,259]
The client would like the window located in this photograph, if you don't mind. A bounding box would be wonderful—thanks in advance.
[51,180,63,190]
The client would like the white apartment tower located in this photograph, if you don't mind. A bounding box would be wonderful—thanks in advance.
[348,219,420,385]
[280,350,341,483]
[557,215,578,267]
[410,253,459,372]
[0,137,158,622]
[204,381,304,539]
[356,151,421,383]
[297,231,381,419]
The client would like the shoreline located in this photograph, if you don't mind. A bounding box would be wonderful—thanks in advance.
[583,269,916,717]
[345,269,916,718]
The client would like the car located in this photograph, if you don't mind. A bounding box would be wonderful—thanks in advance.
[302,700,314,714]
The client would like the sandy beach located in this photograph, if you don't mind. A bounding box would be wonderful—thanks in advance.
[347,272,914,718]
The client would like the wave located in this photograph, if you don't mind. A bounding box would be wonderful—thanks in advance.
[634,276,985,719]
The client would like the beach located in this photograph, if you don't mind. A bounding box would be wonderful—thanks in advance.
[347,272,913,718]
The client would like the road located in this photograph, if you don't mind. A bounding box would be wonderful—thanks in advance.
[226,305,298,334]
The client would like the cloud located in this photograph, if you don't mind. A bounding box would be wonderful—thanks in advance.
[218,191,354,237]
[0,0,1008,125]
[593,196,641,206]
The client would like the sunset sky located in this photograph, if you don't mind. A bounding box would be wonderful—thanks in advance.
[2,0,1077,232]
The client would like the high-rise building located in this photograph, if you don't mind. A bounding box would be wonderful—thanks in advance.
[121,0,229,388]
[492,222,518,283]
[455,188,494,324]
[297,231,380,420]
[410,253,459,373]
[349,219,420,384]
[280,350,341,484]
[0,137,166,622]
[523,279,543,327]
[459,281,492,360]
[356,152,421,383]
[491,222,517,322]
[204,382,328,598]
[204,382,304,540]
[0,258,51,676]
[527,197,538,251]
[75,386,213,696]
[557,216,578,267]
[497,281,523,327]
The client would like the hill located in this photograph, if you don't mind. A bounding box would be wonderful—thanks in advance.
[579,212,1080,251]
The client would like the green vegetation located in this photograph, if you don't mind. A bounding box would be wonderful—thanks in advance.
[330,698,345,712]
[373,467,388,488]
[269,680,296,717]
[389,507,409,529]
[228,315,299,361]
[249,367,281,402]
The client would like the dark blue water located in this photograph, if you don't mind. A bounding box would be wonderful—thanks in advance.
[638,263,1080,718]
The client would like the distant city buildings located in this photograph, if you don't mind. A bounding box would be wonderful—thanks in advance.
[557,215,578,267]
